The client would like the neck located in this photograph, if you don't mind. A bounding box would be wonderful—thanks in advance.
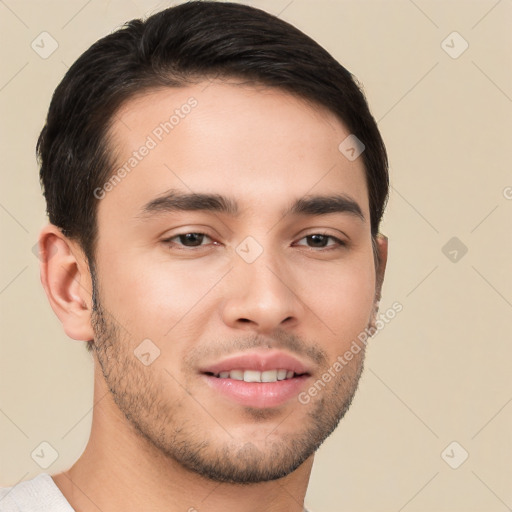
[52,369,313,512]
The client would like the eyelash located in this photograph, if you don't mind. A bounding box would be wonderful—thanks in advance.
[161,232,347,252]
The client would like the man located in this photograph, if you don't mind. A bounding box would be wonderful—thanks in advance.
[1,1,388,510]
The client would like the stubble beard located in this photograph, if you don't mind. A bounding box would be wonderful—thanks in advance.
[90,280,367,484]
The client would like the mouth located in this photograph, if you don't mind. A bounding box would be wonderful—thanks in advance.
[204,369,307,382]
[199,351,312,409]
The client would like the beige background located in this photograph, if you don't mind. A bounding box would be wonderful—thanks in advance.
[1,0,511,510]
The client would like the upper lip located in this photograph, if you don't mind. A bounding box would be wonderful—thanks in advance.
[200,350,311,375]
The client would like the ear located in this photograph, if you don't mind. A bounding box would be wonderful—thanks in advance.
[369,233,388,330]
[374,233,388,300]
[38,224,95,342]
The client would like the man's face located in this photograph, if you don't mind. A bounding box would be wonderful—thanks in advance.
[90,81,382,483]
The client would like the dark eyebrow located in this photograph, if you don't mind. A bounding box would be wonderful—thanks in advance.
[139,189,364,222]
[286,194,365,221]
[140,189,239,217]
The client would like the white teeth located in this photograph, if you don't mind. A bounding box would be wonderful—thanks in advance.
[261,370,278,382]
[243,370,262,382]
[215,368,296,381]
[230,369,244,381]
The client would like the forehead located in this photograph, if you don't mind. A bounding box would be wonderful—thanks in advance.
[101,81,369,223]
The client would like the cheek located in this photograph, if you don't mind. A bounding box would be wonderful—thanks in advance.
[97,251,225,338]
[295,254,376,340]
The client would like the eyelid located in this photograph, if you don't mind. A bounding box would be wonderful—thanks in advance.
[295,227,349,242]
[159,224,218,240]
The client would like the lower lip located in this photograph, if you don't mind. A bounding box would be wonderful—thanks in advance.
[202,374,310,409]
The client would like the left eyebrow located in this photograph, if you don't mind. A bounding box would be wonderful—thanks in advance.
[285,194,365,221]
[138,189,364,222]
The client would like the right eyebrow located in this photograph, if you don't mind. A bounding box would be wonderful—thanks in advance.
[138,189,239,219]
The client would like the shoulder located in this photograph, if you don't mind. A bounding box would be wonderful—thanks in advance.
[0,474,74,512]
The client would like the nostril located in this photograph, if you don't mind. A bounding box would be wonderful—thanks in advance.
[238,318,251,323]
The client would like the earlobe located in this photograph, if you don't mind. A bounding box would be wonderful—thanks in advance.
[38,225,95,342]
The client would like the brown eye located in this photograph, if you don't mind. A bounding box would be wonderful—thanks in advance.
[177,233,206,246]
[306,234,329,247]
[295,234,345,249]
[164,233,213,248]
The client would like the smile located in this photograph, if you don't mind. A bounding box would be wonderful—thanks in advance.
[207,369,305,382]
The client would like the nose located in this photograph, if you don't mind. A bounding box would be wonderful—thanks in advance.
[221,253,304,334]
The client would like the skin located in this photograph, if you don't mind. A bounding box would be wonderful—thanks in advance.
[39,80,387,512]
